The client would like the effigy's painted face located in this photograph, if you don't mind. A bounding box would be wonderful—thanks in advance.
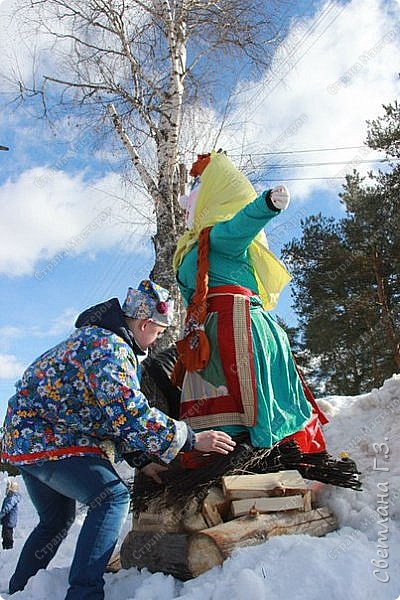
[179,178,201,229]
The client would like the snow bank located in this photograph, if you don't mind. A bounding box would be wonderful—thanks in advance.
[0,376,399,599]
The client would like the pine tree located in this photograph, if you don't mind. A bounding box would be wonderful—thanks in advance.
[282,102,400,394]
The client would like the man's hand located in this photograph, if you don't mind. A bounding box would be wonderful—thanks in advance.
[141,462,169,483]
[270,185,290,210]
[194,430,236,455]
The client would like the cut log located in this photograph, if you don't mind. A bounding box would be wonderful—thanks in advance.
[135,511,182,533]
[121,506,337,579]
[222,470,307,500]
[120,530,193,580]
[187,507,337,577]
[182,511,208,533]
[181,497,207,532]
[231,493,307,517]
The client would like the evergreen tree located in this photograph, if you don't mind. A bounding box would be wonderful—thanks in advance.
[282,102,400,394]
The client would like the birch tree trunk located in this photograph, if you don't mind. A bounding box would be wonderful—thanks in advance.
[150,5,188,345]
[11,0,290,345]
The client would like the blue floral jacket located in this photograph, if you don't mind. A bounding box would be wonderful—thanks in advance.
[1,299,190,466]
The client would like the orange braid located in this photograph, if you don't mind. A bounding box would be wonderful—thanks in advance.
[189,154,211,178]
[175,227,212,372]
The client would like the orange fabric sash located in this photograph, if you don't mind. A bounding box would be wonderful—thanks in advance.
[175,227,211,373]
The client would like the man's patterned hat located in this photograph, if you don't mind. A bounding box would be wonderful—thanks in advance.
[122,280,174,326]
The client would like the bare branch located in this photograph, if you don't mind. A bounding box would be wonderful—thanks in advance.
[7,0,294,344]
[108,102,158,199]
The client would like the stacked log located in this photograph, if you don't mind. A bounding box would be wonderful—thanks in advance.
[120,470,337,579]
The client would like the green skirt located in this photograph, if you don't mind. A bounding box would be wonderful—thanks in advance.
[182,296,311,447]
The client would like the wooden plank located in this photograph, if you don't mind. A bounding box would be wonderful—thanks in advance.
[222,470,307,500]
[202,501,224,527]
[231,495,305,517]
[188,507,337,577]
[203,486,230,520]
[303,490,312,512]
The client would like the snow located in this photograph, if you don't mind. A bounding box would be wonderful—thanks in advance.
[1,376,400,600]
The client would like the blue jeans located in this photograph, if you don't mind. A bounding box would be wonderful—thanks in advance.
[9,456,130,600]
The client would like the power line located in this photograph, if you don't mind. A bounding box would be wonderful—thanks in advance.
[254,2,347,108]
[228,145,372,157]
[265,176,349,181]
[255,158,395,170]
[225,1,345,128]
[192,145,386,160]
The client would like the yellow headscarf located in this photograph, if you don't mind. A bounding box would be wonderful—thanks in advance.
[173,150,292,310]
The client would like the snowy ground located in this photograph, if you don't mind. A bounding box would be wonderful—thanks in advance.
[1,376,400,600]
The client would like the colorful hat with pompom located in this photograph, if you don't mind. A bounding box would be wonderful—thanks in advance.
[122,280,174,327]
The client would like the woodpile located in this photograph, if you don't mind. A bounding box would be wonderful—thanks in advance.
[120,470,337,579]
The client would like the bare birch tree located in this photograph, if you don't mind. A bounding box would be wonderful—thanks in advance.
[10,0,292,345]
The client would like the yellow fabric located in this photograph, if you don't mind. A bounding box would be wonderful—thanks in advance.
[173,151,292,310]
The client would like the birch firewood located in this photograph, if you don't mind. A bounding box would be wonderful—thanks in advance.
[222,470,308,500]
[187,507,337,577]
[230,491,312,517]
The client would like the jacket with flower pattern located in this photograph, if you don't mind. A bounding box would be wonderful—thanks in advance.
[1,299,189,466]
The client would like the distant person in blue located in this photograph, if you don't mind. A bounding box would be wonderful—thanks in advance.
[0,480,21,550]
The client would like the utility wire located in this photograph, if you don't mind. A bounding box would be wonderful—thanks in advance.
[265,176,350,181]
[226,1,344,128]
[227,145,374,157]
[191,144,372,159]
[255,158,395,170]
[252,2,347,108]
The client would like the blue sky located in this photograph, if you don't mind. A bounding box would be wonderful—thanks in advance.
[0,0,399,420]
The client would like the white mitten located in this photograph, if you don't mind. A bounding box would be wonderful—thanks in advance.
[270,184,290,210]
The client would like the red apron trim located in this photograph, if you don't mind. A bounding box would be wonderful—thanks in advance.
[180,393,239,419]
[180,292,257,428]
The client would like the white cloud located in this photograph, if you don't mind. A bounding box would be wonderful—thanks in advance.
[0,309,76,351]
[1,0,398,275]
[23,308,77,339]
[0,353,25,379]
[0,309,75,340]
[0,168,154,276]
[0,1,45,94]
[226,0,400,198]
[0,326,22,339]
[0,0,149,101]
[0,0,81,97]
[46,307,76,336]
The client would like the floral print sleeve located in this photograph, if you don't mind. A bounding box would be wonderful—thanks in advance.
[84,334,188,463]
[1,326,188,466]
